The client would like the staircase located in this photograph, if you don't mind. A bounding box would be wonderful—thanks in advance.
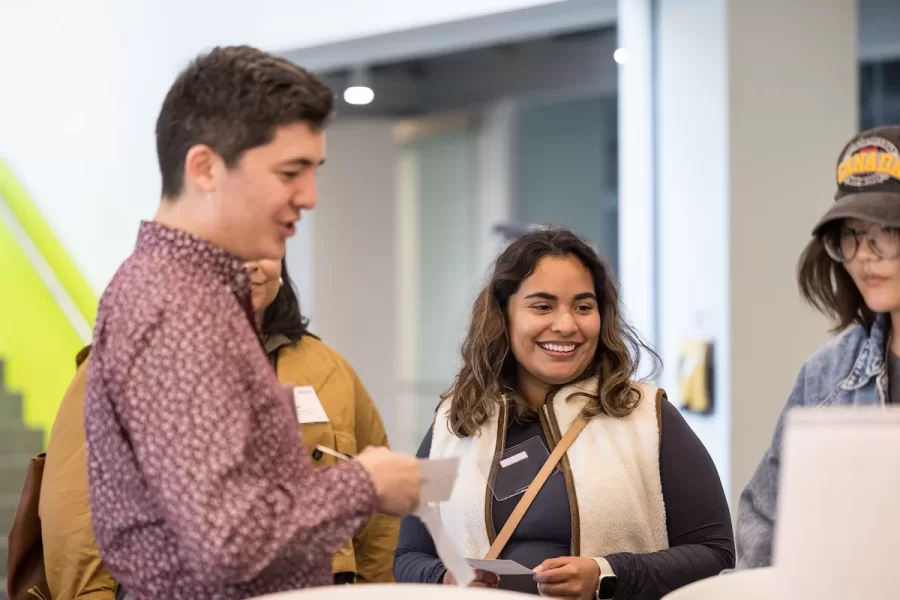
[0,359,45,598]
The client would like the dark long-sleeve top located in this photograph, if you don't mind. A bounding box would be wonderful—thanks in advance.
[394,399,735,600]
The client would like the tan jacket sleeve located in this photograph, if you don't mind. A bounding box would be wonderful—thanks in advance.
[347,369,401,584]
[40,347,119,600]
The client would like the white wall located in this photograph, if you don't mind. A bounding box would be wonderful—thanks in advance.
[727,0,856,506]
[1,0,566,292]
[1,1,155,292]
[654,0,732,492]
[616,0,657,385]
[621,0,856,510]
[309,119,401,443]
[192,0,568,52]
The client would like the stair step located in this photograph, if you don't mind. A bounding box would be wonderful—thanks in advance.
[0,429,43,457]
[0,476,27,498]
[0,493,22,533]
[0,392,23,420]
[1,497,20,582]
[0,538,7,584]
[1,503,17,595]
[0,417,43,432]
[0,454,38,471]
[0,455,34,498]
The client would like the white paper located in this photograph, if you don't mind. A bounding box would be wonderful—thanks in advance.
[467,558,534,575]
[499,450,528,468]
[293,386,330,424]
[415,504,474,587]
[418,457,460,503]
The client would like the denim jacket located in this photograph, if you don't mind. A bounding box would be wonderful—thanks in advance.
[736,313,889,569]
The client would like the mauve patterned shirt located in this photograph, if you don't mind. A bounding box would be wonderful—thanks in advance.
[84,221,376,599]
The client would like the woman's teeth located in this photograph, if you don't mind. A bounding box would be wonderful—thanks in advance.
[539,343,576,353]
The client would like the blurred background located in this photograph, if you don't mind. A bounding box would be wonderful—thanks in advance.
[1,0,896,579]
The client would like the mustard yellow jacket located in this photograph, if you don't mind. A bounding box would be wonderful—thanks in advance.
[39,336,398,600]
[265,334,399,582]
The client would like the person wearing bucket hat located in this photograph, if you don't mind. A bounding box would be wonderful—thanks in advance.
[736,125,900,569]
[813,127,900,235]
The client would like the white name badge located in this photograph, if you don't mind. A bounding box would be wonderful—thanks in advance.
[499,450,528,468]
[293,386,330,424]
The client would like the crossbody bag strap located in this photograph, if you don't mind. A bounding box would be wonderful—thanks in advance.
[485,412,590,560]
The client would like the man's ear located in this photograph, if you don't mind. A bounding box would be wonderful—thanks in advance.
[183,144,219,193]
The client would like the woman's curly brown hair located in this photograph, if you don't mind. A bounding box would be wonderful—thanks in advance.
[443,227,660,437]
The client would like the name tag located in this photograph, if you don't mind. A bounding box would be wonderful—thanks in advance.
[293,386,330,424]
[500,451,529,468]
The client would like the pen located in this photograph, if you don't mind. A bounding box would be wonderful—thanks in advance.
[314,444,352,462]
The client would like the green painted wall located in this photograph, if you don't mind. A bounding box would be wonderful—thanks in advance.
[0,160,97,444]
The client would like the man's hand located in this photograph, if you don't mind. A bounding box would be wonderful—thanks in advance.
[533,557,600,599]
[354,447,422,516]
[443,568,500,588]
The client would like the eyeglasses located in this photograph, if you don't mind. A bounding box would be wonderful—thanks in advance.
[823,224,900,262]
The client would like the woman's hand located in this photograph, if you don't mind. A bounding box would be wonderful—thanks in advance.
[533,557,600,599]
[442,568,501,588]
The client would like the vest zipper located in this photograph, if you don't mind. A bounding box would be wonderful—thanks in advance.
[541,403,581,557]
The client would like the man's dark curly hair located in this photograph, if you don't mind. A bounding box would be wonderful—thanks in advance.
[155,45,334,198]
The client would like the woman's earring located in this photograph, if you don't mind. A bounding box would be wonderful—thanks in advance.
[279,277,284,287]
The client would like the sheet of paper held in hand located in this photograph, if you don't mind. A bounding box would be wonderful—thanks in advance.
[412,456,476,587]
[312,446,457,503]
[314,448,473,586]
[417,457,459,503]
[466,558,534,575]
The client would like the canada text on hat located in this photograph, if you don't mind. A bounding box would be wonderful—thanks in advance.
[836,136,900,187]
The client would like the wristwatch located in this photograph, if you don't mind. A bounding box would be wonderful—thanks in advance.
[593,558,618,600]
[596,573,618,599]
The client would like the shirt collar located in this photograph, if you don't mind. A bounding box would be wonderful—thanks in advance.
[846,312,891,388]
[263,333,294,355]
[135,220,249,295]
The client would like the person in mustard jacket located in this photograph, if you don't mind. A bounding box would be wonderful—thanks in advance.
[38,258,398,600]
[250,257,400,584]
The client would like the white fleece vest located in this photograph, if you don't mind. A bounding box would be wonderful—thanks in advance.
[430,378,669,560]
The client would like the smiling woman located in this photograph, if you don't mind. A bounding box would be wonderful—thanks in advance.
[394,227,735,599]
[444,229,651,439]
[506,255,602,413]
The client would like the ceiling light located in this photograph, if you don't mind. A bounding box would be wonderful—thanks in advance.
[344,86,374,105]
[613,48,629,65]
[344,66,374,105]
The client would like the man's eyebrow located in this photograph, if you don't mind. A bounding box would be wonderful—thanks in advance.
[281,157,326,167]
